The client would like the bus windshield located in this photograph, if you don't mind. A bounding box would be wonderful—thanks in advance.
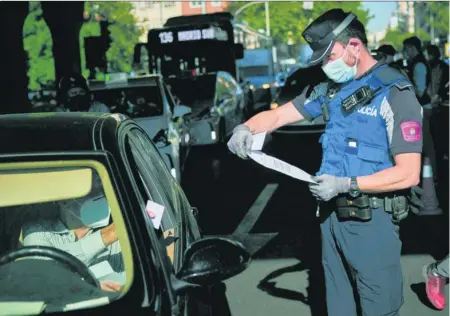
[148,23,236,78]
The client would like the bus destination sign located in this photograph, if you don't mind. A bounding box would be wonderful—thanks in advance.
[158,27,228,44]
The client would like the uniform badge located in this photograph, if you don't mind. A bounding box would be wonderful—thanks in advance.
[400,120,421,142]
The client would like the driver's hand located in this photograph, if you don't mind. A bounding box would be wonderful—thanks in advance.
[101,224,118,246]
[100,281,122,292]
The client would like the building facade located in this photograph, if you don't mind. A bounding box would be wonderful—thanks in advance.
[132,1,228,43]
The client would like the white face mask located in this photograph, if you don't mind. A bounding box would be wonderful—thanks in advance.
[68,195,111,229]
[322,44,358,83]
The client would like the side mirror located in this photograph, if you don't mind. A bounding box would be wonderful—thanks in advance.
[220,93,234,105]
[173,105,192,119]
[175,237,250,288]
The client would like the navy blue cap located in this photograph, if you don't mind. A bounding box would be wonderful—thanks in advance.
[302,9,357,66]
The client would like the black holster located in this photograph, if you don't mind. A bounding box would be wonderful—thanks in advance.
[335,193,410,224]
[335,195,372,221]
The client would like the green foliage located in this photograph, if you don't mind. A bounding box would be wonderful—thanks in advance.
[23,2,55,91]
[381,28,431,52]
[227,1,372,45]
[425,2,449,39]
[23,1,144,90]
[80,2,144,78]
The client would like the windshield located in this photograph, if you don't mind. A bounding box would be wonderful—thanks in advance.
[148,24,236,78]
[277,65,327,103]
[239,65,270,78]
[0,164,131,314]
[91,85,163,118]
[168,75,216,110]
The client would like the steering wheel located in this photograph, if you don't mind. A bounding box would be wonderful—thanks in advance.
[0,246,99,288]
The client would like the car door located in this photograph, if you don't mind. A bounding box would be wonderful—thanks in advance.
[119,123,204,312]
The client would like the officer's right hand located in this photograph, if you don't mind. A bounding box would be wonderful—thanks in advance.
[227,124,253,159]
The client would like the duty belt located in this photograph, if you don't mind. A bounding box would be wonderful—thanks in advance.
[335,192,409,223]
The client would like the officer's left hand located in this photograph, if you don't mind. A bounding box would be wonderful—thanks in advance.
[309,175,350,202]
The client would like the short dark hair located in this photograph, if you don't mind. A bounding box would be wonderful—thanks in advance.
[403,36,422,51]
[376,44,396,56]
[425,44,441,59]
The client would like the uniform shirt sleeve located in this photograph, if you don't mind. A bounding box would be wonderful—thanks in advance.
[380,86,423,156]
[291,82,328,122]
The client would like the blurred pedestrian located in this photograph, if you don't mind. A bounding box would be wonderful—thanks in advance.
[424,45,449,107]
[423,255,449,310]
[403,37,437,181]
[375,44,405,71]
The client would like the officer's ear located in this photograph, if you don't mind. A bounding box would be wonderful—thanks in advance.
[347,38,362,57]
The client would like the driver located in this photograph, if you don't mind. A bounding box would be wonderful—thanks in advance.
[22,175,124,292]
[57,73,111,113]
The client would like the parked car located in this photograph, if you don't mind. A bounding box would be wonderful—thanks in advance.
[270,64,332,134]
[0,113,250,315]
[89,74,192,183]
[167,71,246,146]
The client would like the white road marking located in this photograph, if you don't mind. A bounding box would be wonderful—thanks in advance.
[233,183,278,236]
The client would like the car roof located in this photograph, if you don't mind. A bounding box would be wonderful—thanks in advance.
[0,113,128,155]
[89,75,161,91]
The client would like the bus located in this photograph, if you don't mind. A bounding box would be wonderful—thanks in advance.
[146,12,244,79]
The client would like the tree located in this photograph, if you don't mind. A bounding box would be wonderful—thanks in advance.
[23,1,144,90]
[23,2,55,91]
[227,1,372,46]
[423,2,449,40]
[380,28,431,52]
[80,2,144,79]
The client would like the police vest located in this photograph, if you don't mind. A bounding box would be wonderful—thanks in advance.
[317,64,413,178]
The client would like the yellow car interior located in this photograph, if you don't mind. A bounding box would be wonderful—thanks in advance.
[0,161,134,314]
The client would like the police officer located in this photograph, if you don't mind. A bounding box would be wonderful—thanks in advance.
[57,73,110,113]
[227,9,423,316]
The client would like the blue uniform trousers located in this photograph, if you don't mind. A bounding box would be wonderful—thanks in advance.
[320,207,403,316]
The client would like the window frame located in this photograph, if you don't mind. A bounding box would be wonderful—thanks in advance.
[189,1,203,8]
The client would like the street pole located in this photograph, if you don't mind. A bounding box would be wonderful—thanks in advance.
[264,1,270,37]
[430,9,435,43]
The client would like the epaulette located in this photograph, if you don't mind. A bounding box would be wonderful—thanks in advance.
[372,65,413,91]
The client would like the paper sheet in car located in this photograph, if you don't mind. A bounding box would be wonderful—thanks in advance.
[249,133,317,184]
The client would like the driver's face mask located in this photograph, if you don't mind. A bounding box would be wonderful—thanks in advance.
[66,87,89,111]
[64,195,111,229]
[322,43,359,83]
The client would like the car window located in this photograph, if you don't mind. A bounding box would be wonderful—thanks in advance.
[122,129,181,267]
[91,85,163,118]
[167,75,216,113]
[0,163,133,313]
[278,66,327,101]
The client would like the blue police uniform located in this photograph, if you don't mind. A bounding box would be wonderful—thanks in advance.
[294,63,416,316]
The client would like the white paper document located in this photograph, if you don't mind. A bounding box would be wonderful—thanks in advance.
[249,133,317,184]
[146,200,165,229]
[251,131,267,151]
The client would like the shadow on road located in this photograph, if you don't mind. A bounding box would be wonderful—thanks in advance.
[181,132,449,316]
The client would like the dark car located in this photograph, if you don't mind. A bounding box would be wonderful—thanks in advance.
[0,113,250,315]
[270,64,331,134]
[167,71,246,146]
[89,74,192,183]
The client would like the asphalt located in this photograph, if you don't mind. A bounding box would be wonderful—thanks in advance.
[181,130,449,316]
